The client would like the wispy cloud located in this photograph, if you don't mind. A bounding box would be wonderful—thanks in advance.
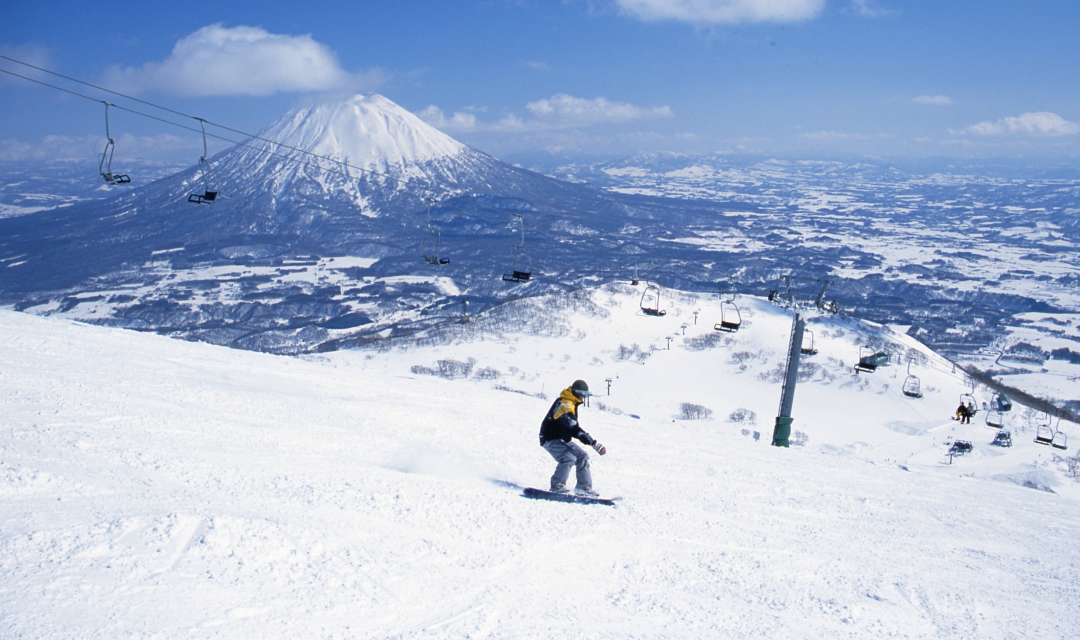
[850,0,895,18]
[102,24,384,96]
[912,95,953,107]
[800,130,892,142]
[420,94,673,133]
[0,132,206,162]
[526,94,673,125]
[0,43,52,85]
[524,60,551,71]
[417,106,479,132]
[956,112,1079,137]
[614,0,825,25]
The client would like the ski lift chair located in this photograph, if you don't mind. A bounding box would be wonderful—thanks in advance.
[716,300,741,332]
[187,119,218,204]
[854,347,889,373]
[98,102,131,185]
[902,375,923,398]
[800,329,818,356]
[991,392,1012,412]
[1051,430,1068,450]
[992,430,1013,447]
[640,285,666,317]
[1034,424,1054,446]
[949,440,973,456]
[502,270,531,283]
[188,189,218,204]
[423,228,450,266]
[985,410,1005,429]
[959,393,978,416]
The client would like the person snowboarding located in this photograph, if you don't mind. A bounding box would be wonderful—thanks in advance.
[538,379,607,497]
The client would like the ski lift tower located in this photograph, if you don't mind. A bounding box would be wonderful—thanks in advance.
[772,310,807,447]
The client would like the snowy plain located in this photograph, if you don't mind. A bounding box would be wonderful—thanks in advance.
[1,284,1078,639]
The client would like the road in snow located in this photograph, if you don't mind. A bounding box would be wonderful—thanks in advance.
[1,287,1078,639]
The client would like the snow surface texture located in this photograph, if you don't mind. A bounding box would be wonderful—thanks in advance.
[2,285,1079,639]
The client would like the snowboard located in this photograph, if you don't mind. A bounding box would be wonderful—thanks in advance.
[522,487,618,507]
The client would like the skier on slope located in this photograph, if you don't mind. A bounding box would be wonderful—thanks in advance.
[539,379,607,497]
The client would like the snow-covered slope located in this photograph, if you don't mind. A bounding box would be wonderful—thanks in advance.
[2,285,1078,638]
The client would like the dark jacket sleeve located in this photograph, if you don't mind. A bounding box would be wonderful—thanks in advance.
[552,409,594,445]
[573,427,596,446]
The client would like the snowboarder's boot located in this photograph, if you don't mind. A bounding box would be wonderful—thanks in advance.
[574,487,600,498]
[550,484,570,494]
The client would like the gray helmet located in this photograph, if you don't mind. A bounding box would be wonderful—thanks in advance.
[570,379,590,398]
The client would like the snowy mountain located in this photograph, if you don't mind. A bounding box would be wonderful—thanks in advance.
[3,283,1078,638]
[1,102,1077,418]
[0,94,630,350]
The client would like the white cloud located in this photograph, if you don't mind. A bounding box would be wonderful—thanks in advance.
[525,60,551,71]
[417,106,478,132]
[957,112,1079,137]
[101,24,380,96]
[420,95,672,134]
[525,94,673,125]
[614,0,826,25]
[912,95,953,106]
[850,0,894,18]
[0,43,51,68]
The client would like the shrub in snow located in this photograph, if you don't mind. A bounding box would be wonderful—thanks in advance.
[791,430,809,447]
[684,333,725,351]
[1067,456,1080,480]
[678,403,713,420]
[472,366,500,380]
[410,358,475,379]
[728,408,757,424]
[614,343,651,363]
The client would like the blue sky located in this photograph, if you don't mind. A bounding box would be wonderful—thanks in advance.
[3,0,1079,162]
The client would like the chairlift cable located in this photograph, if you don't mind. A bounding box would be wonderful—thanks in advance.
[0,67,404,189]
[0,56,408,185]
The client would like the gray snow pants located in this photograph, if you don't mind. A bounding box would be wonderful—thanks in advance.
[542,439,592,491]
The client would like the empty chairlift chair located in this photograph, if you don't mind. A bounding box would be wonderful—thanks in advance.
[1051,429,1068,450]
[502,270,532,283]
[188,119,218,204]
[800,329,818,355]
[715,300,742,332]
[1034,418,1055,446]
[991,392,1012,412]
[854,347,889,373]
[423,228,450,266]
[985,410,1005,429]
[640,284,666,317]
[901,358,921,397]
[98,102,131,185]
[902,374,923,398]
[501,213,531,283]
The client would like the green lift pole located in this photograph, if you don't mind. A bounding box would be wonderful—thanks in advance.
[773,311,805,447]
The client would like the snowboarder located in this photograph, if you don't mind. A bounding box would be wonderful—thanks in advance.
[539,379,607,497]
